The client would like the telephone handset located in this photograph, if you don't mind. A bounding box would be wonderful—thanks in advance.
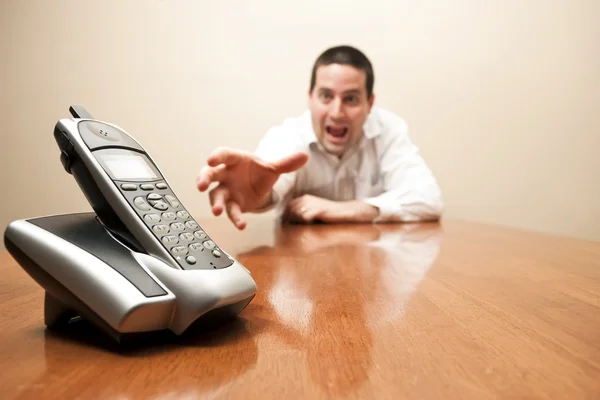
[54,105,230,271]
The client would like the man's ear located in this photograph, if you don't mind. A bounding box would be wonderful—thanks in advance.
[368,93,375,109]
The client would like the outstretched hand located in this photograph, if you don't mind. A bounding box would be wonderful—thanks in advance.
[196,147,308,230]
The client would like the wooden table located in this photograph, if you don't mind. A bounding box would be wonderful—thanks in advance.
[1,217,599,399]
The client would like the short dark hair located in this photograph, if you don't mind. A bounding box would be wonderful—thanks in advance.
[309,45,374,97]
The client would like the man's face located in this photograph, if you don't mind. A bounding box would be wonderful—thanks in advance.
[308,63,374,157]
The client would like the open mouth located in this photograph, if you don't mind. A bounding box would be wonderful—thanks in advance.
[325,126,348,142]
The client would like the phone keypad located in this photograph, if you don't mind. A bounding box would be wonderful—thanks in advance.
[117,180,233,270]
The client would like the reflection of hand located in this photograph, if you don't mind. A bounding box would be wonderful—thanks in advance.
[276,223,381,253]
[263,222,443,394]
[196,147,308,230]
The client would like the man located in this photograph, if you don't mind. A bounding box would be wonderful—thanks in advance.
[196,45,443,230]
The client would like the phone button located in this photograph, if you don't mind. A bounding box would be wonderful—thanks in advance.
[152,224,170,235]
[185,221,199,230]
[171,222,186,232]
[151,201,169,211]
[156,183,168,190]
[133,197,151,211]
[193,230,207,240]
[165,195,180,208]
[189,243,203,252]
[140,184,155,191]
[147,193,162,201]
[176,211,190,220]
[203,240,216,250]
[179,232,194,242]
[162,212,177,221]
[185,256,197,265]
[212,250,222,258]
[161,235,178,245]
[144,214,161,223]
[121,184,137,191]
[171,246,188,256]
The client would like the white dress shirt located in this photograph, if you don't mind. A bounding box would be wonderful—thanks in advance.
[254,106,443,222]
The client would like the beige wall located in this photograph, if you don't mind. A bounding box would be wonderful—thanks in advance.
[1,0,599,250]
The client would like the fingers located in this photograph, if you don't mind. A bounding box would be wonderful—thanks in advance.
[225,200,246,230]
[207,147,248,167]
[270,152,309,174]
[301,208,318,223]
[208,185,247,230]
[284,197,315,224]
[282,198,300,221]
[196,164,227,192]
[209,185,229,216]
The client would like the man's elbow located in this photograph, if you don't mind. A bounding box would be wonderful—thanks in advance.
[426,195,444,221]
[401,193,444,223]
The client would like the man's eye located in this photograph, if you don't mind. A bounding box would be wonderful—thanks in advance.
[344,95,358,104]
[319,92,332,100]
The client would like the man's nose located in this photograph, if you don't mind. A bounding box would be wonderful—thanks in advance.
[329,98,345,119]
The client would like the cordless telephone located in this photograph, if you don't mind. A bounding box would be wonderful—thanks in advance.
[4,106,257,343]
[55,105,231,271]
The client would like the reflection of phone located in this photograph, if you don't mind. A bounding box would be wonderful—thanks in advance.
[56,105,230,270]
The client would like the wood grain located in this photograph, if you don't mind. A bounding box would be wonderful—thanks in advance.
[0,218,599,399]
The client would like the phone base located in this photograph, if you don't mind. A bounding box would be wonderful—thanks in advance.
[4,212,258,346]
[43,290,255,346]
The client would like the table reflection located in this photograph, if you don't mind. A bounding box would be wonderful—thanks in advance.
[12,316,258,399]
[239,222,443,396]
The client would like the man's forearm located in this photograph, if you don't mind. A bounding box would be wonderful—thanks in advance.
[321,200,379,223]
[364,189,443,223]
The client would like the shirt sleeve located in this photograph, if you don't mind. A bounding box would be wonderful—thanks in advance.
[362,118,444,223]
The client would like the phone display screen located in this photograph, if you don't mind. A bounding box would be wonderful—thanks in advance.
[103,154,157,180]
[95,150,160,181]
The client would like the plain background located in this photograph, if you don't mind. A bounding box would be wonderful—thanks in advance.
[1,0,599,251]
